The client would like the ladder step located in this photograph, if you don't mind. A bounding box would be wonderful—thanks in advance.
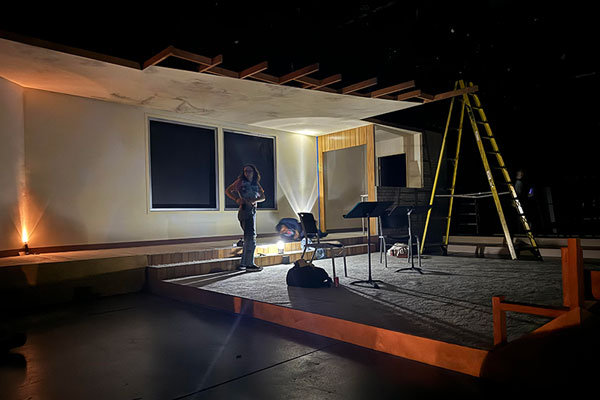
[476,121,490,125]
[481,136,494,140]
[493,166,508,170]
[486,151,500,155]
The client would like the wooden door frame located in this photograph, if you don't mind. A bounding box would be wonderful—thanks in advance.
[317,124,377,235]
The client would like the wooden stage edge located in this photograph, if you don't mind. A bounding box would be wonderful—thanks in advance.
[148,278,489,378]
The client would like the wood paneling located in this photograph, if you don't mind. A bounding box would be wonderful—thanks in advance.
[317,125,377,234]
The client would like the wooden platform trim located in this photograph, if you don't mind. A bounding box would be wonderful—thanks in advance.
[149,279,488,377]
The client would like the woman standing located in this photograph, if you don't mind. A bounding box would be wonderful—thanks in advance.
[226,164,266,272]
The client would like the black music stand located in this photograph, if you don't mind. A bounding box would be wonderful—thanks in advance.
[389,205,431,274]
[344,201,394,288]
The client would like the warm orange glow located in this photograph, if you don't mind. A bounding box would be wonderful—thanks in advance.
[22,227,28,244]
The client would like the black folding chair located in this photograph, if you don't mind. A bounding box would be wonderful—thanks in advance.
[298,212,347,280]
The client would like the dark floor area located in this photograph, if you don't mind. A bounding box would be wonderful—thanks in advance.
[1,292,598,399]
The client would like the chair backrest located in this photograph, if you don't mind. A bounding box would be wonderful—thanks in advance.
[298,212,320,241]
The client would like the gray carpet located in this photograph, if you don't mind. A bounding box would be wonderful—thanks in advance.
[168,253,566,350]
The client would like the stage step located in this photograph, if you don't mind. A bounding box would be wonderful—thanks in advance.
[147,243,375,281]
[147,235,370,266]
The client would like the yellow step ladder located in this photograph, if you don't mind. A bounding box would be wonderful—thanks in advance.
[421,80,542,261]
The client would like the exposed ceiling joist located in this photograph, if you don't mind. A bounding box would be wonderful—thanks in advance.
[312,74,343,89]
[250,71,280,84]
[432,85,478,101]
[298,74,342,89]
[279,63,320,84]
[143,46,174,69]
[198,54,223,73]
[143,45,223,70]
[417,92,435,102]
[369,80,415,98]
[341,77,378,94]
[239,61,269,79]
[396,89,423,101]
[206,66,239,78]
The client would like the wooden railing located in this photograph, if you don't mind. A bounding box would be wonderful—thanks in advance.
[492,238,585,346]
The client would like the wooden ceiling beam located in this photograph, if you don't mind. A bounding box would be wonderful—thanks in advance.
[313,74,342,89]
[143,45,175,70]
[296,73,342,89]
[144,45,223,71]
[205,66,239,79]
[431,85,479,101]
[239,61,269,79]
[341,77,378,94]
[369,80,415,98]
[279,63,320,84]
[396,89,422,101]
[315,86,339,94]
[198,54,223,73]
[250,72,280,84]
[296,76,321,87]
[417,92,435,102]
[170,47,216,66]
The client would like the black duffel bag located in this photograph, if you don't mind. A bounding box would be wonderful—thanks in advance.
[286,259,332,288]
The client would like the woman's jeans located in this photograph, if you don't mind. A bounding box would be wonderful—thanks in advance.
[238,207,256,266]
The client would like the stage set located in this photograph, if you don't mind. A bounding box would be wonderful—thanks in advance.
[145,230,599,378]
[2,35,600,386]
[2,219,600,380]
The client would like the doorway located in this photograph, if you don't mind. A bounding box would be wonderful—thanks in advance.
[324,145,367,230]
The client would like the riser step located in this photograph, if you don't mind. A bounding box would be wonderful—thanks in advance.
[147,236,369,266]
[148,243,376,280]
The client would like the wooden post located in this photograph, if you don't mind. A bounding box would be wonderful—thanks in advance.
[492,295,507,346]
[562,238,584,309]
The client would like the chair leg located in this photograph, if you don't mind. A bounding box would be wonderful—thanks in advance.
[384,245,388,269]
[379,237,383,263]
[331,256,336,280]
[343,249,347,277]
[416,235,422,269]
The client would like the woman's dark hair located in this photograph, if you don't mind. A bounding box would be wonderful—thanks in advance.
[239,164,261,184]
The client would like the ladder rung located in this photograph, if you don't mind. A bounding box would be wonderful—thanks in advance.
[481,136,494,140]
[476,121,490,125]
[493,166,508,169]
[486,151,500,155]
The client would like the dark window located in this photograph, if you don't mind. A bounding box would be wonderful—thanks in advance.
[224,130,276,209]
[149,119,217,209]
[378,154,407,187]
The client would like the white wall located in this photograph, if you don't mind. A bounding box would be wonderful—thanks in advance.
[375,125,422,188]
[0,87,318,250]
[0,77,25,251]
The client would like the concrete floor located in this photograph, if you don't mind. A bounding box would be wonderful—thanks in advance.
[2,292,599,399]
[2,292,488,400]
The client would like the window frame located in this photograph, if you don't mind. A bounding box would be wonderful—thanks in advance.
[147,117,219,212]
[222,128,278,211]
